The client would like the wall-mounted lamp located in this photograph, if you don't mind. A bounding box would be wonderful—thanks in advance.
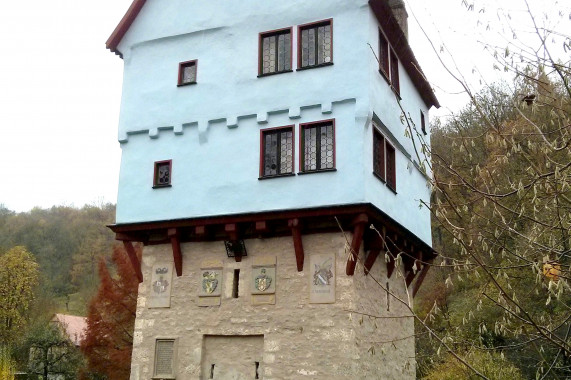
[224,240,247,258]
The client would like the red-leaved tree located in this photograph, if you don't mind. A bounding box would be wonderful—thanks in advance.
[80,244,140,380]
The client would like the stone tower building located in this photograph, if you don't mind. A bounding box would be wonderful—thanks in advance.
[106,0,439,378]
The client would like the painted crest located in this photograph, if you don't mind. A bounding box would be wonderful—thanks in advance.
[255,268,272,292]
[202,271,219,294]
[313,258,333,286]
[152,276,169,294]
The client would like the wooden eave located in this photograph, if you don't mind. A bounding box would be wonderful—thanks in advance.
[109,203,437,292]
[369,0,440,109]
[105,0,147,57]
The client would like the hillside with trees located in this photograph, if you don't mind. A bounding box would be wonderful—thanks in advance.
[412,2,570,377]
[0,203,116,315]
[0,204,127,377]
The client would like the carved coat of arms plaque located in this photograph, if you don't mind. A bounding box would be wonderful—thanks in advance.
[310,253,336,304]
[149,262,173,308]
[251,267,275,295]
[199,268,222,297]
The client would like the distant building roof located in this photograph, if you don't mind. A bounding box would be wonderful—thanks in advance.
[51,314,87,346]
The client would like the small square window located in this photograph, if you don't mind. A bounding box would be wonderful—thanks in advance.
[177,60,197,86]
[259,28,292,76]
[300,120,335,172]
[260,126,294,178]
[154,339,175,379]
[298,19,333,69]
[153,160,172,188]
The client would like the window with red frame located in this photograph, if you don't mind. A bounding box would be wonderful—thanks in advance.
[390,50,399,94]
[386,143,396,192]
[259,28,292,76]
[178,60,197,86]
[301,120,335,172]
[298,20,332,69]
[153,160,172,188]
[260,126,294,178]
[373,128,386,181]
[378,30,400,95]
[373,127,396,192]
[379,31,389,77]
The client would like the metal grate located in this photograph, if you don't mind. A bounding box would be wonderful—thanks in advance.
[155,339,174,376]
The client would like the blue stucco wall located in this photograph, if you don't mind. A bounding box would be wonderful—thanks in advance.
[113,0,434,245]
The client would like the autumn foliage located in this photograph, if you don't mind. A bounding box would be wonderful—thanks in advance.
[80,244,140,380]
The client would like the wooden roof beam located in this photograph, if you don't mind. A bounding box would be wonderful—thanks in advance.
[288,218,304,272]
[412,260,431,297]
[364,225,385,275]
[168,228,183,277]
[346,213,369,276]
[122,241,143,283]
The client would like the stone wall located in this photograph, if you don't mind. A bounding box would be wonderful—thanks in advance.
[130,232,415,379]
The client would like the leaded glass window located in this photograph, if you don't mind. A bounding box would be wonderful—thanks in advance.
[299,20,332,69]
[178,60,197,86]
[373,129,385,181]
[260,29,292,75]
[154,160,172,188]
[301,121,335,172]
[154,339,175,377]
[261,127,294,177]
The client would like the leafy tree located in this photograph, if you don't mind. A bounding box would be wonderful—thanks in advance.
[0,246,39,344]
[23,320,84,380]
[0,204,115,308]
[0,346,15,380]
[423,351,524,380]
[80,244,139,380]
[410,1,571,376]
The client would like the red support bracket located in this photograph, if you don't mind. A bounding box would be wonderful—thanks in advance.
[168,228,183,277]
[122,241,143,283]
[405,249,422,287]
[346,213,368,276]
[412,261,430,298]
[364,248,380,275]
[364,225,385,275]
[288,218,304,272]
[387,254,395,278]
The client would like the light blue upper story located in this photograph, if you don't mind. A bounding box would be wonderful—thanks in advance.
[112,0,438,245]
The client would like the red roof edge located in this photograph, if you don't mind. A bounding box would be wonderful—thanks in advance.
[369,0,440,109]
[106,0,147,58]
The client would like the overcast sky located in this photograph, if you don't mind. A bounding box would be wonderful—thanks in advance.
[0,0,567,213]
